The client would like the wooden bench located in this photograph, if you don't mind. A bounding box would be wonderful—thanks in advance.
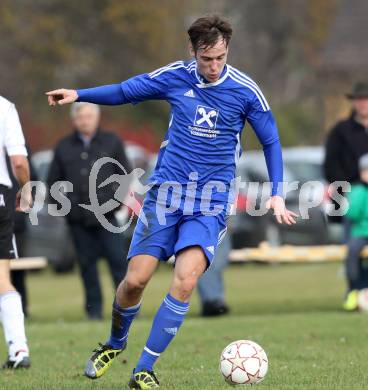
[229,242,368,264]
[10,257,48,270]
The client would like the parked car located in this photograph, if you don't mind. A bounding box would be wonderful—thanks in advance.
[20,143,153,272]
[16,150,77,272]
[280,147,342,245]
[231,147,343,248]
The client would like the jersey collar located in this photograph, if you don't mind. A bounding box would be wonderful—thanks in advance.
[194,64,229,88]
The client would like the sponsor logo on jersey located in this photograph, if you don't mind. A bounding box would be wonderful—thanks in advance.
[194,105,219,129]
[188,105,220,139]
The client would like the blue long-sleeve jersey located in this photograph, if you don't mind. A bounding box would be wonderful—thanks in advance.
[77,60,283,206]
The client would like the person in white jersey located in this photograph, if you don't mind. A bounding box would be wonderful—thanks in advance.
[0,95,32,368]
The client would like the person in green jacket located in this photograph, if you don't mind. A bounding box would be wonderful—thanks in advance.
[343,153,368,310]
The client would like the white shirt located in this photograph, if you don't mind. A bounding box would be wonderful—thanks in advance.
[0,96,27,187]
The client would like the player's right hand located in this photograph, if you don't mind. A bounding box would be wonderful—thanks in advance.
[46,88,78,106]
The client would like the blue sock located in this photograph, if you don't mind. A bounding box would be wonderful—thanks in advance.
[135,293,189,372]
[107,300,141,349]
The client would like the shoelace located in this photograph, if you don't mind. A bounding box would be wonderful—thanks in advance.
[142,370,159,385]
[92,342,107,353]
[91,342,109,359]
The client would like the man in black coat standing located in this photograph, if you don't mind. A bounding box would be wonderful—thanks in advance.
[324,82,368,185]
[324,82,368,239]
[47,102,131,319]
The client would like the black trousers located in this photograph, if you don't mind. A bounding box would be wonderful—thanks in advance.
[345,236,368,291]
[69,222,128,317]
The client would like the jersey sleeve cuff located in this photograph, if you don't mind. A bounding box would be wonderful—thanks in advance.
[271,183,284,198]
[6,145,28,156]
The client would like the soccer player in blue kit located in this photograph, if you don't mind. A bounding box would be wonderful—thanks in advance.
[47,15,297,389]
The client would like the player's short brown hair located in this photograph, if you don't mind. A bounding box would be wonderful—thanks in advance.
[188,15,233,52]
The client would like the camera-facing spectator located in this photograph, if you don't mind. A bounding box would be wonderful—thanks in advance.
[324,82,368,241]
[47,102,131,320]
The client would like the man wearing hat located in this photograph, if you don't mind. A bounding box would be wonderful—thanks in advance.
[324,81,368,240]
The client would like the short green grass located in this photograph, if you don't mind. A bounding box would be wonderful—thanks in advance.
[0,261,366,390]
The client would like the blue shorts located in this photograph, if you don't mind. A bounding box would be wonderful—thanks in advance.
[128,186,227,266]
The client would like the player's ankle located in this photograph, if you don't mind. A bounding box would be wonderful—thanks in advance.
[9,343,29,358]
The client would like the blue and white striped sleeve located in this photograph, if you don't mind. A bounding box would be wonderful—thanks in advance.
[247,93,284,197]
[121,73,168,105]
[121,61,184,104]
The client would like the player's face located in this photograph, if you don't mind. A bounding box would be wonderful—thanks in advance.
[352,98,368,119]
[72,104,100,135]
[192,38,228,83]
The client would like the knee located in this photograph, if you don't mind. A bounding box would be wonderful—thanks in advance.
[121,274,148,296]
[0,280,15,295]
[172,275,198,301]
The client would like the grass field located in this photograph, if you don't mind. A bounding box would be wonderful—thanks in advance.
[0,261,367,389]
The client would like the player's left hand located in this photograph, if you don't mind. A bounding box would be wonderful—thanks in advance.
[266,195,298,225]
[15,187,33,212]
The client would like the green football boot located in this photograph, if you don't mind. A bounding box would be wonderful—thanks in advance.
[84,342,126,379]
[343,290,358,311]
[128,369,160,389]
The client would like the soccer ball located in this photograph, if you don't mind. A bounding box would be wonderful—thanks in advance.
[358,288,368,311]
[219,340,268,385]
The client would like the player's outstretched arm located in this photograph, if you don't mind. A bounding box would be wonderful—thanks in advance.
[46,84,126,107]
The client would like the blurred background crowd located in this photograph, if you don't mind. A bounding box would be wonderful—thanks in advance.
[2,0,367,149]
[2,0,368,318]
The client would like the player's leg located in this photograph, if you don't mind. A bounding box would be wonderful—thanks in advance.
[0,185,30,370]
[129,246,207,389]
[109,254,158,345]
[0,260,30,369]
[84,254,158,379]
[0,260,13,293]
[11,270,28,317]
[129,212,226,388]
[85,185,179,381]
[170,246,207,300]
[110,184,180,344]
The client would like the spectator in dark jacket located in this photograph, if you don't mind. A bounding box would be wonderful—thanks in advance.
[324,82,368,239]
[47,102,131,319]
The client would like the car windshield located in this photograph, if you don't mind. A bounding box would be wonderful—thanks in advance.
[284,161,323,182]
[237,156,294,183]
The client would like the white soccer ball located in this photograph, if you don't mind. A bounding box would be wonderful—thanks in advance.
[358,289,368,311]
[219,340,268,385]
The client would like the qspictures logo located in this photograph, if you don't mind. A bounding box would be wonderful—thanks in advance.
[19,157,352,233]
[79,157,152,233]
